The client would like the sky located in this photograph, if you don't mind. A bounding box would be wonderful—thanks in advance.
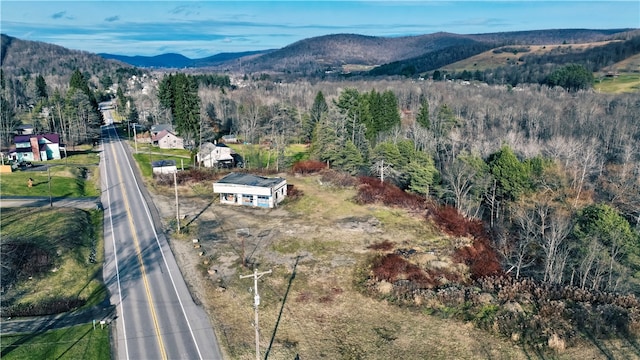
[1,1,639,59]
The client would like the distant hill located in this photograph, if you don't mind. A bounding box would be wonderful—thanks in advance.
[214,28,639,75]
[99,52,193,68]
[99,49,273,69]
[1,33,137,86]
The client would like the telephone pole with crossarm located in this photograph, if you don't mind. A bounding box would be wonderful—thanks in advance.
[240,268,272,360]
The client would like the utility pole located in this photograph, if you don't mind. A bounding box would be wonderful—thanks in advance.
[133,124,138,154]
[174,171,180,234]
[48,167,52,207]
[240,268,272,360]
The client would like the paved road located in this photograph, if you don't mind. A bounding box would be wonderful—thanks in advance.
[100,124,223,360]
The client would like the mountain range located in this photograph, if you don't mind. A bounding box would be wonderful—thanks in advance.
[96,28,638,74]
[2,28,639,82]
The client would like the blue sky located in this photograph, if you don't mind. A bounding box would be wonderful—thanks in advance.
[2,1,639,58]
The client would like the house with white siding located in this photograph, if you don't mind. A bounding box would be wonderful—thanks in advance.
[11,133,61,162]
[212,172,287,208]
[153,130,184,149]
[152,159,177,174]
[196,142,238,168]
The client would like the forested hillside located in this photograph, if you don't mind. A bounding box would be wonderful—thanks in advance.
[0,34,147,149]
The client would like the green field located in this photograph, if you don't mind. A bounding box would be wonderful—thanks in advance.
[0,148,101,198]
[0,324,111,360]
[594,73,640,93]
[1,207,105,312]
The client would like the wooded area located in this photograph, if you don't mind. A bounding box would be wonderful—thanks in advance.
[160,74,640,294]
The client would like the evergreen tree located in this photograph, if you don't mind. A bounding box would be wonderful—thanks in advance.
[416,98,430,129]
[158,73,174,110]
[488,145,531,201]
[304,91,328,142]
[309,119,340,164]
[333,140,365,175]
[35,74,47,99]
[116,86,127,115]
[310,91,328,124]
[335,88,371,143]
[546,64,594,92]
[157,73,201,146]
[380,90,401,132]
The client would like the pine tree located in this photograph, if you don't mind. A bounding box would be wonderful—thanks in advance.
[416,98,430,129]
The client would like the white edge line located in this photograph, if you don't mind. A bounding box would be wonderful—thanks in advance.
[104,125,130,360]
[114,129,204,360]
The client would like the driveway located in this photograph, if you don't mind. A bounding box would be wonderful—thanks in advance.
[0,196,100,209]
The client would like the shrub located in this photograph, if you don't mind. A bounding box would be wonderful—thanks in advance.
[367,240,394,251]
[1,298,85,317]
[453,236,502,279]
[355,176,424,210]
[292,160,327,174]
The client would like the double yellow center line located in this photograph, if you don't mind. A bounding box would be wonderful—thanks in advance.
[109,137,167,360]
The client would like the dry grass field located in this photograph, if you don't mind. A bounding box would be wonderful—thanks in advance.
[144,172,640,360]
[443,41,619,71]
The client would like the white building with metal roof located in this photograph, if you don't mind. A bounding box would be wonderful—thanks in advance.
[212,172,287,208]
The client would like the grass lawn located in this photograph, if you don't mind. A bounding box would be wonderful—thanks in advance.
[1,207,105,313]
[226,143,309,170]
[594,73,640,93]
[0,324,111,360]
[0,147,101,198]
[131,143,193,180]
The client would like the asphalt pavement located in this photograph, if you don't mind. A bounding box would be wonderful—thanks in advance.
[0,303,116,335]
[0,196,100,209]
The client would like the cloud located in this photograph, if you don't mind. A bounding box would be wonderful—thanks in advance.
[169,5,201,16]
[105,16,120,23]
[51,11,74,21]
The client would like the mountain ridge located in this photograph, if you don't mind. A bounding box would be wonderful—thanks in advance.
[94,28,638,73]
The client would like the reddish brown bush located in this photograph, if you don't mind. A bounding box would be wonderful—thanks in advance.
[367,240,394,251]
[355,177,424,210]
[292,160,327,174]
[371,254,435,288]
[453,235,502,279]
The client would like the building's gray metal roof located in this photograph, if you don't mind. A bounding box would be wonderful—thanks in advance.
[216,172,285,187]
[152,159,176,167]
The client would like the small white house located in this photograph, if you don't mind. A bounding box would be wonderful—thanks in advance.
[213,172,287,208]
[221,134,239,144]
[152,159,177,174]
[153,130,184,149]
[197,142,235,168]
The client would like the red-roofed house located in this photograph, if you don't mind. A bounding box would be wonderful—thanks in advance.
[11,134,62,162]
[152,130,184,149]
